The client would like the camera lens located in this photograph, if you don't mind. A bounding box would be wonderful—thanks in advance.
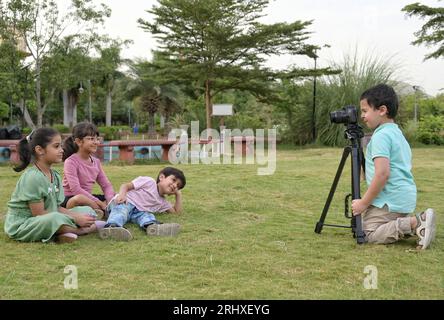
[330,106,358,124]
[330,110,347,124]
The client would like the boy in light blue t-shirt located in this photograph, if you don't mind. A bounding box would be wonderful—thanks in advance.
[351,84,436,249]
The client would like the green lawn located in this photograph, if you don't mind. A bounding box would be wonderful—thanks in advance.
[0,147,443,299]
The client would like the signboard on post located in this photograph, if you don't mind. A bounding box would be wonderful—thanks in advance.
[212,104,233,116]
[212,104,233,156]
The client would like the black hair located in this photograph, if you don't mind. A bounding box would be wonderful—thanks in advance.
[62,122,100,161]
[360,83,399,119]
[14,127,60,172]
[156,167,186,189]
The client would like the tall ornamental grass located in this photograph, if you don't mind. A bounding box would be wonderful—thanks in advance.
[315,50,400,146]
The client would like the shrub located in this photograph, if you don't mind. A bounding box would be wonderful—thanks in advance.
[225,113,265,131]
[52,124,70,133]
[22,127,32,134]
[98,126,120,140]
[98,126,132,140]
[0,102,9,119]
[417,115,444,145]
[401,120,418,144]
[139,123,148,132]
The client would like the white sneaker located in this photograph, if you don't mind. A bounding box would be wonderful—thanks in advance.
[415,208,436,250]
[99,226,133,241]
[146,223,181,237]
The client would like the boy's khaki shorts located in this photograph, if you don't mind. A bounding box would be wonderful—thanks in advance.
[362,205,413,244]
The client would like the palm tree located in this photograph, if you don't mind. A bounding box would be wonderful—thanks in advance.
[127,59,183,138]
[159,89,182,134]
[140,90,160,138]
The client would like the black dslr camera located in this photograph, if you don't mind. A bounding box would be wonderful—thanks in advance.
[330,105,358,125]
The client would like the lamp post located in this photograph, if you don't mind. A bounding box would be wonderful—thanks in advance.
[312,53,318,142]
[311,45,329,143]
[78,81,84,94]
[413,85,419,122]
[87,80,92,123]
[128,104,131,127]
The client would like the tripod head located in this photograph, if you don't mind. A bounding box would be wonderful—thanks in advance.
[329,105,364,145]
[344,123,364,143]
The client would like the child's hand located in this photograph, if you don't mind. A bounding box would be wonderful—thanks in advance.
[95,200,107,211]
[115,193,127,204]
[352,199,368,216]
[74,214,96,228]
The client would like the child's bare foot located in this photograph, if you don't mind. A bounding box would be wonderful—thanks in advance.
[94,209,105,220]
[77,224,96,236]
[56,233,78,244]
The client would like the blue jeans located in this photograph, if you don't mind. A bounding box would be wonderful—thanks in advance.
[106,201,158,228]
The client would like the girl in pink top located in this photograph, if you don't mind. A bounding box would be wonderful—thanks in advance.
[62,123,115,218]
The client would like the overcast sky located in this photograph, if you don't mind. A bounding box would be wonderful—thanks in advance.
[72,0,444,95]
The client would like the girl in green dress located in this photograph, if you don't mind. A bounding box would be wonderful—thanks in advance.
[4,128,103,243]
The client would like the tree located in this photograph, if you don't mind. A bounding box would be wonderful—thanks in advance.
[140,91,160,137]
[0,101,9,121]
[96,40,131,127]
[38,35,86,127]
[0,0,111,127]
[138,0,322,130]
[0,39,35,128]
[274,80,313,145]
[0,40,21,120]
[127,58,183,136]
[402,1,444,60]
[40,34,130,127]
[159,93,182,133]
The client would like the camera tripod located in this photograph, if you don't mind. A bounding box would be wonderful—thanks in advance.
[314,123,366,244]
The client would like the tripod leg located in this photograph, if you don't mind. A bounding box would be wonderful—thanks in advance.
[360,145,366,176]
[315,147,351,234]
[351,144,366,244]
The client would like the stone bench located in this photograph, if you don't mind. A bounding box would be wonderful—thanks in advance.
[99,140,178,164]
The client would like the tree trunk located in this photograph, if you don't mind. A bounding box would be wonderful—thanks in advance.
[106,90,112,127]
[64,89,78,128]
[17,99,36,129]
[205,79,212,131]
[40,89,54,126]
[35,60,43,128]
[63,89,69,126]
[148,112,156,138]
[164,113,171,135]
[73,103,77,127]
[160,114,165,128]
